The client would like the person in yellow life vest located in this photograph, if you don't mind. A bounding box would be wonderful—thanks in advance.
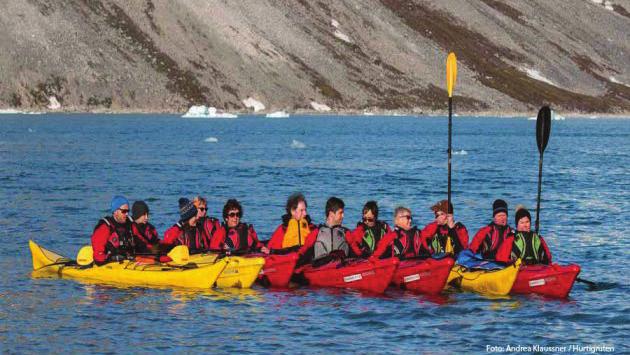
[264,193,315,254]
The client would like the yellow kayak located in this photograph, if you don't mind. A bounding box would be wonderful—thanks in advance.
[188,253,265,289]
[446,259,522,296]
[29,240,228,289]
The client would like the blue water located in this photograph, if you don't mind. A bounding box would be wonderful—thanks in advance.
[1,114,628,353]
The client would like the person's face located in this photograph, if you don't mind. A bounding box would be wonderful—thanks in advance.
[517,217,531,232]
[494,212,507,226]
[329,208,344,225]
[187,215,198,227]
[196,203,207,218]
[395,211,412,230]
[135,213,148,225]
[291,201,307,220]
[363,210,376,227]
[113,204,129,223]
[435,211,447,225]
[226,209,241,228]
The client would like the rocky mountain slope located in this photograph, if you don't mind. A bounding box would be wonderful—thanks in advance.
[1,0,629,114]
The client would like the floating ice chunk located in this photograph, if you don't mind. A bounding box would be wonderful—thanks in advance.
[527,116,537,120]
[266,111,290,118]
[0,109,21,114]
[310,101,331,112]
[552,111,565,120]
[331,19,339,28]
[334,30,353,43]
[363,111,375,116]
[47,96,61,110]
[520,67,557,87]
[453,149,468,155]
[291,139,306,149]
[204,137,219,143]
[242,97,265,112]
[182,105,237,118]
[28,128,34,133]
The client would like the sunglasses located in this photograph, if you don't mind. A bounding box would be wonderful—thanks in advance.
[227,212,241,218]
[119,209,129,214]
[198,207,207,212]
[398,215,412,221]
[363,217,375,223]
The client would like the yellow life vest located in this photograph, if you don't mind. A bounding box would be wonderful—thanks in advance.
[445,236,454,254]
[282,218,310,248]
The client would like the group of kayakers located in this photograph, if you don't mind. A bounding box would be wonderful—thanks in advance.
[91,193,552,267]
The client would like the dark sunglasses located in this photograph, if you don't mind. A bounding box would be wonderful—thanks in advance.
[363,217,375,223]
[198,207,207,212]
[119,209,129,214]
[398,215,412,221]
[227,212,241,218]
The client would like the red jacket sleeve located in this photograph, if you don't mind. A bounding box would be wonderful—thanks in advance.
[469,226,490,254]
[421,222,438,239]
[249,225,263,249]
[297,228,319,256]
[91,223,111,264]
[210,226,226,251]
[370,231,397,260]
[346,228,364,257]
[162,225,182,246]
[455,223,469,249]
[267,224,286,250]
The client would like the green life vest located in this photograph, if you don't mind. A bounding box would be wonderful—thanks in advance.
[512,232,542,264]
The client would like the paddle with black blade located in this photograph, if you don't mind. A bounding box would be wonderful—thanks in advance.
[535,106,602,290]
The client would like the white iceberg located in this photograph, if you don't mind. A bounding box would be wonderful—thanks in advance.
[182,105,237,118]
[266,111,290,118]
[290,139,306,149]
[242,97,265,112]
[204,137,219,143]
[552,111,566,120]
[453,149,468,155]
[47,96,61,110]
[310,101,331,112]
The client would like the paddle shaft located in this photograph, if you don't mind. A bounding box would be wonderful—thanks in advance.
[535,153,543,233]
[448,97,452,207]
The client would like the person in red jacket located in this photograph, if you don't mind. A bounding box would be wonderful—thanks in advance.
[162,198,209,254]
[350,200,391,257]
[297,197,360,263]
[469,199,514,262]
[504,206,552,265]
[193,195,220,248]
[265,193,316,253]
[210,199,263,252]
[420,200,468,257]
[130,200,160,253]
[91,195,135,265]
[369,206,429,261]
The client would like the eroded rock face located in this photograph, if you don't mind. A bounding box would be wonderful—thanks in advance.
[1,0,629,114]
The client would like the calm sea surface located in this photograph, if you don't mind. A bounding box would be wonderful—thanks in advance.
[0,114,628,353]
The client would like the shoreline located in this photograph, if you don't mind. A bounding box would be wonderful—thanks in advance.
[1,107,629,119]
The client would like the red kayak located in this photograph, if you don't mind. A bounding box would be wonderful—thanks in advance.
[300,258,399,294]
[511,263,580,298]
[254,253,298,288]
[391,257,455,295]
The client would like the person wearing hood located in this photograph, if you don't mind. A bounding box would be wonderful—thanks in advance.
[469,199,514,262]
[420,200,469,257]
[91,195,135,265]
[130,200,160,253]
[162,198,209,254]
[265,193,316,254]
[503,206,552,265]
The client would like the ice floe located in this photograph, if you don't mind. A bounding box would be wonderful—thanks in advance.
[266,111,290,118]
[452,149,468,155]
[0,109,22,114]
[290,139,306,149]
[552,111,566,120]
[47,96,61,110]
[204,137,219,143]
[520,67,557,87]
[310,101,331,112]
[242,97,265,112]
[182,105,237,118]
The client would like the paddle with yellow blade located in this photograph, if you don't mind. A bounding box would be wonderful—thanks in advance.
[446,52,457,210]
[76,245,190,266]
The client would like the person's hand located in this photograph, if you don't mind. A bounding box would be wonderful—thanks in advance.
[447,214,455,228]
[260,246,270,254]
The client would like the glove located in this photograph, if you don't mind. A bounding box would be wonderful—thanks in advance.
[110,254,126,262]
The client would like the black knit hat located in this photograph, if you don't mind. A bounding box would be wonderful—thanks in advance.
[179,198,197,222]
[492,199,508,216]
[515,206,531,225]
[131,200,149,220]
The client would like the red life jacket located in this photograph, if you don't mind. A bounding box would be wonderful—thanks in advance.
[171,222,208,254]
[223,223,254,252]
[94,216,135,257]
[478,223,514,260]
[131,222,160,253]
[391,227,424,259]
[197,216,219,246]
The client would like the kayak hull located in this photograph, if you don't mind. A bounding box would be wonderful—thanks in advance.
[256,253,299,288]
[187,253,265,289]
[392,257,455,295]
[29,240,227,289]
[301,258,399,294]
[447,259,521,296]
[511,263,580,298]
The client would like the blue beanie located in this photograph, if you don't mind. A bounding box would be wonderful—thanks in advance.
[111,195,129,214]
[179,198,198,222]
